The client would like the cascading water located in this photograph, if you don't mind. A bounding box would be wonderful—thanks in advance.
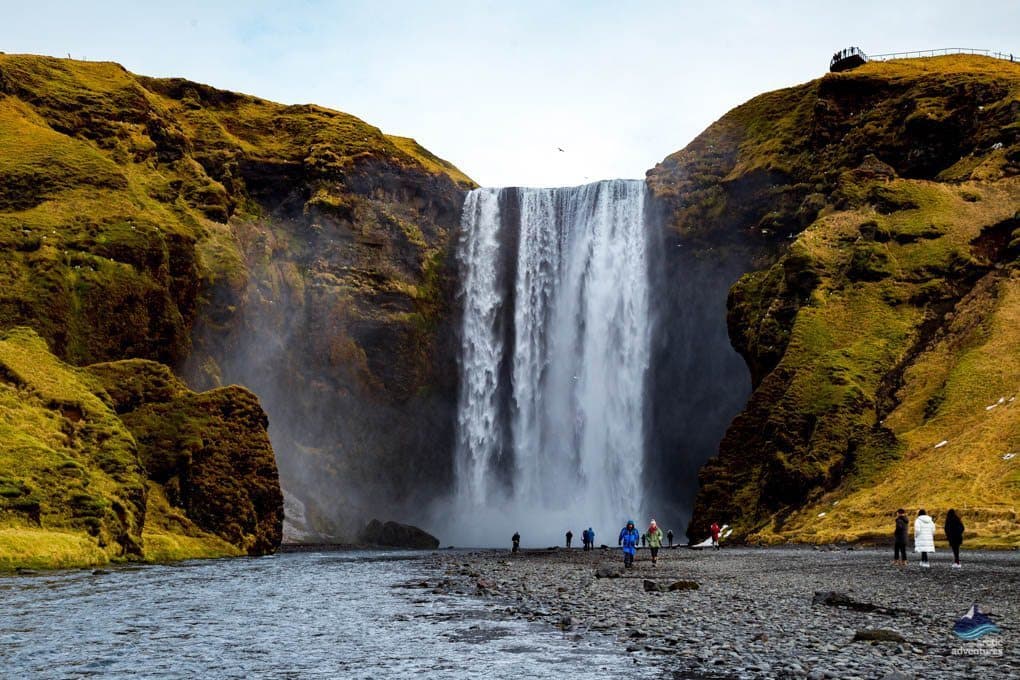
[446,179,650,546]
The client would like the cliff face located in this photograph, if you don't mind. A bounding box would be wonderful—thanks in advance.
[136,78,473,541]
[0,327,280,568]
[0,53,473,553]
[648,56,1020,546]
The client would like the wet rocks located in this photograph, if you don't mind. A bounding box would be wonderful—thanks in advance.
[668,580,699,591]
[358,519,440,549]
[812,590,905,616]
[596,564,622,579]
[429,546,1020,679]
[853,629,906,643]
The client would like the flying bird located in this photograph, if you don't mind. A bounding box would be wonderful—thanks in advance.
[557,147,565,152]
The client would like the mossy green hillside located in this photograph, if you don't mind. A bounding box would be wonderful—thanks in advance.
[0,328,281,569]
[653,56,1020,546]
[0,53,473,369]
[0,327,146,565]
[0,53,474,541]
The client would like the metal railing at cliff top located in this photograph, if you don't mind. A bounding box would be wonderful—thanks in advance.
[868,47,1016,62]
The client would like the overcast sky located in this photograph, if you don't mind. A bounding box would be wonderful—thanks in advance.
[3,1,1017,187]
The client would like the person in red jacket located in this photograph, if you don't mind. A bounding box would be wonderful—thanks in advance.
[710,522,721,551]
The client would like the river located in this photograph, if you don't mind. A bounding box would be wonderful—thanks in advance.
[0,550,664,678]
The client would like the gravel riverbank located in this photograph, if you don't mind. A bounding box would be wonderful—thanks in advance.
[424,546,1018,679]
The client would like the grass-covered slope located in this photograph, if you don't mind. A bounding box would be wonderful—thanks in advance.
[648,56,1020,547]
[0,327,280,569]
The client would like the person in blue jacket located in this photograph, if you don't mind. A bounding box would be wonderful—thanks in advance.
[588,527,595,551]
[618,520,640,568]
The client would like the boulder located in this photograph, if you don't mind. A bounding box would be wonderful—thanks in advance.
[596,563,622,579]
[812,591,905,616]
[358,519,440,549]
[643,579,667,592]
[854,629,906,643]
[668,580,700,591]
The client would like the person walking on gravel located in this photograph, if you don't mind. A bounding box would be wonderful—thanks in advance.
[511,531,520,553]
[914,509,936,568]
[944,509,965,568]
[618,520,640,569]
[587,527,595,551]
[893,508,908,566]
[645,520,663,566]
[666,529,674,548]
[565,530,573,549]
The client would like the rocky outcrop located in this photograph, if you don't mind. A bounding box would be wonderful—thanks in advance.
[648,55,1020,545]
[358,519,440,549]
[0,327,281,569]
[86,360,283,555]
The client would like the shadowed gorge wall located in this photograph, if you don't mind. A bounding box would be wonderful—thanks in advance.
[643,217,754,531]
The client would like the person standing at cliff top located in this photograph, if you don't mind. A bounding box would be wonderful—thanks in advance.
[944,509,965,569]
[666,529,674,548]
[587,527,595,551]
[511,531,520,553]
[914,510,936,568]
[710,522,721,550]
[645,520,663,566]
[565,530,573,549]
[893,509,908,566]
[618,520,640,568]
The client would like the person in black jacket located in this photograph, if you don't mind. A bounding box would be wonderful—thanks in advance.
[512,532,520,553]
[944,509,965,568]
[893,509,908,566]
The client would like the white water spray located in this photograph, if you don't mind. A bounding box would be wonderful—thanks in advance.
[446,180,650,547]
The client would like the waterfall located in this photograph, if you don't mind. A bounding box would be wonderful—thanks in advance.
[448,179,650,546]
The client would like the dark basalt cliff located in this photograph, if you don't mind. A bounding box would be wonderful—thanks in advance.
[0,53,473,562]
[648,55,1020,546]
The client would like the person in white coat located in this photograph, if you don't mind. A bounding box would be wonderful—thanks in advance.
[914,509,936,568]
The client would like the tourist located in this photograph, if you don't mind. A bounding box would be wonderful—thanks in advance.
[512,531,520,553]
[646,520,663,566]
[587,527,595,551]
[666,529,674,548]
[710,521,721,550]
[944,509,965,568]
[893,508,908,566]
[565,530,573,549]
[618,520,640,568]
[641,533,646,547]
[914,510,935,568]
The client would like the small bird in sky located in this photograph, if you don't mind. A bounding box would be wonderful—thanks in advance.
[557,147,565,152]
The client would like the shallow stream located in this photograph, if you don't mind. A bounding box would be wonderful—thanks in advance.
[0,550,663,678]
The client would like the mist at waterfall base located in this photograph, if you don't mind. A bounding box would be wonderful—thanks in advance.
[435,179,752,548]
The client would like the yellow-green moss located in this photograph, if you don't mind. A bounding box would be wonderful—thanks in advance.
[0,327,279,570]
[0,526,110,570]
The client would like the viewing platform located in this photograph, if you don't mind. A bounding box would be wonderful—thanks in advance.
[830,46,1017,72]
